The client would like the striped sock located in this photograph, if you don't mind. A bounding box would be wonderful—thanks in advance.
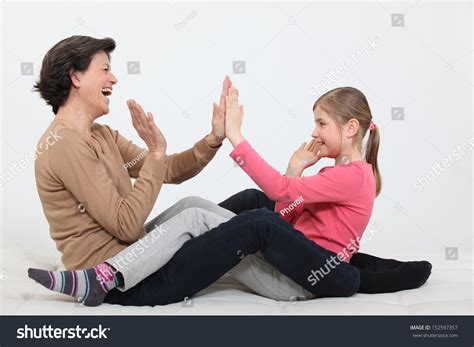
[27,262,121,306]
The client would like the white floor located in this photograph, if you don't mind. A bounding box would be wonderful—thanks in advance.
[1,244,472,315]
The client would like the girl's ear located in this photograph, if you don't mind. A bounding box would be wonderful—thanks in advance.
[69,69,81,89]
[346,118,360,137]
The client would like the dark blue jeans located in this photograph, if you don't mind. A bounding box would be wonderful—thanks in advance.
[104,207,360,306]
[218,188,277,214]
[219,188,410,273]
[219,189,430,292]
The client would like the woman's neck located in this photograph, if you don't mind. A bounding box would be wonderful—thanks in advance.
[55,103,95,136]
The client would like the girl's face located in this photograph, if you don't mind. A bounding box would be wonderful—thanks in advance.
[72,51,118,117]
[311,105,343,158]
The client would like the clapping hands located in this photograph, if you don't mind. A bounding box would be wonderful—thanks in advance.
[207,76,233,147]
[224,86,245,147]
[127,99,167,160]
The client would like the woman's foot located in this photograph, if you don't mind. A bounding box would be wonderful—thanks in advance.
[28,263,122,306]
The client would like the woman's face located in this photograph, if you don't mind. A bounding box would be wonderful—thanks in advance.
[311,105,342,158]
[73,51,118,117]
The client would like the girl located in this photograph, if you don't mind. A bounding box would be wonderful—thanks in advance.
[223,86,431,294]
[226,85,379,266]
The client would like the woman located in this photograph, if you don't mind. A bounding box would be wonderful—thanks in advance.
[28,35,431,306]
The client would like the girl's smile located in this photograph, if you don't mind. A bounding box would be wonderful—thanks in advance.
[311,105,363,165]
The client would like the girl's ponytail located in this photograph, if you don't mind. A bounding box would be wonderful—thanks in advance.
[365,125,382,197]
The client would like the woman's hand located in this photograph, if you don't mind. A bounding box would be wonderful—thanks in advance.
[285,139,322,177]
[127,99,167,160]
[206,76,232,147]
[225,86,245,147]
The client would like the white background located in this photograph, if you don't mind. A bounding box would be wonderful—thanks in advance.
[1,1,472,270]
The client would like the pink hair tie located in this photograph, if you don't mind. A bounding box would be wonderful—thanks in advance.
[369,120,376,131]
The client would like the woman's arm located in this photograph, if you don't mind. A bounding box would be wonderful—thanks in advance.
[108,125,221,183]
[50,129,166,243]
[160,136,221,185]
[111,76,231,182]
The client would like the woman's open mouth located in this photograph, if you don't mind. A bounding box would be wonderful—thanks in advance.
[101,87,112,101]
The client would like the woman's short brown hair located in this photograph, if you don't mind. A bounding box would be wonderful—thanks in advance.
[33,35,116,114]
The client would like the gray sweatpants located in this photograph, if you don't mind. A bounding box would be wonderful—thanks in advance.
[107,196,316,301]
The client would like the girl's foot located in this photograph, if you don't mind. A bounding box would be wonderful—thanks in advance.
[358,260,432,294]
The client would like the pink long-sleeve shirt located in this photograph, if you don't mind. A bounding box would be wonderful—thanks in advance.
[230,140,376,262]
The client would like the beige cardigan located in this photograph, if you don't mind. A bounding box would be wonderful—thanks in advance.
[35,119,220,269]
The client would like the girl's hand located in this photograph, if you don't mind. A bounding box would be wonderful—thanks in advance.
[225,86,245,147]
[286,139,322,177]
[207,76,232,147]
[127,99,167,159]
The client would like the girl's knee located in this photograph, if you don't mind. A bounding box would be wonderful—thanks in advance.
[244,208,281,226]
[242,188,265,199]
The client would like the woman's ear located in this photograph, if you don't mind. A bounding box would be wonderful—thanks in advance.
[69,70,81,89]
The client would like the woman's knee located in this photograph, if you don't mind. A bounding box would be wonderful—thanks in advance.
[181,206,229,236]
[176,196,212,209]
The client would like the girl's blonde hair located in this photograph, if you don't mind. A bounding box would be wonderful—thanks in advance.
[313,87,381,197]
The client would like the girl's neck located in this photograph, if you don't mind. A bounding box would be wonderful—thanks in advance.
[334,149,363,165]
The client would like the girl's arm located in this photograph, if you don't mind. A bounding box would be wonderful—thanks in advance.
[230,140,363,203]
[225,87,363,204]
